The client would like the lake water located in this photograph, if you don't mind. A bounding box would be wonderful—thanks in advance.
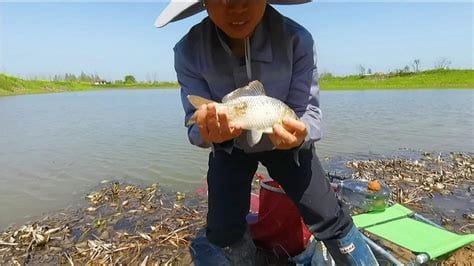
[0,89,473,229]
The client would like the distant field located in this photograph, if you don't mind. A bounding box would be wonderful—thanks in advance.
[1,69,473,96]
[0,74,177,96]
[320,69,474,90]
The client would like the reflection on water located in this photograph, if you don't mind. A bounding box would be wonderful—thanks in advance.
[0,89,472,228]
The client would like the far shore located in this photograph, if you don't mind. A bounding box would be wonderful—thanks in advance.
[1,69,473,97]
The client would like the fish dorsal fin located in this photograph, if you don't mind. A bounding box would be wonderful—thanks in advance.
[222,80,265,103]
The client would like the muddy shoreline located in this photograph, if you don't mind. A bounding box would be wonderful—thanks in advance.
[1,152,472,265]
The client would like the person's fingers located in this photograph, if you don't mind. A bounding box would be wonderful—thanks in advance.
[284,118,307,143]
[232,127,242,138]
[282,118,307,135]
[270,120,308,150]
[219,112,242,140]
[217,112,231,135]
[206,104,220,141]
[273,124,298,144]
[268,133,282,147]
[196,105,209,141]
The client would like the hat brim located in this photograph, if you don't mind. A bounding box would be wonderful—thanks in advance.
[155,0,312,28]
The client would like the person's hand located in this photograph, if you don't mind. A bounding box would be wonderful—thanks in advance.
[269,118,307,150]
[196,103,242,144]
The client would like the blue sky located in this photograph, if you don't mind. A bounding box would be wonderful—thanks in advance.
[0,1,472,82]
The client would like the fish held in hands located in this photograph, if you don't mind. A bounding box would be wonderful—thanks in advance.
[186,80,297,147]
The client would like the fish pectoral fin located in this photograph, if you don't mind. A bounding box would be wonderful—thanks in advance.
[187,95,216,109]
[247,130,264,147]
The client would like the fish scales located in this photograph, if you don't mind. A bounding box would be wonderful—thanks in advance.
[225,96,288,131]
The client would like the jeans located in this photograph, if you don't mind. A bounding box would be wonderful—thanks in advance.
[203,146,378,265]
[206,147,352,247]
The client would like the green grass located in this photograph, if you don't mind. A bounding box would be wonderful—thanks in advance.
[320,69,474,90]
[94,81,178,89]
[0,74,94,96]
[0,74,179,96]
[1,69,473,96]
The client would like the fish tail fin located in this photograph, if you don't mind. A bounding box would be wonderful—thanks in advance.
[187,95,215,109]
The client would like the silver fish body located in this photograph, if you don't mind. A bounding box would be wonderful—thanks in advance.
[186,81,297,146]
[218,95,296,132]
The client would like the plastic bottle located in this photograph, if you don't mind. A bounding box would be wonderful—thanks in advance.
[337,179,390,213]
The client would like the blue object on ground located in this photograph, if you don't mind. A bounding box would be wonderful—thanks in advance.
[190,229,230,266]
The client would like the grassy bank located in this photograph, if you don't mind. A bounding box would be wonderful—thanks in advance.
[320,69,474,90]
[0,74,177,96]
[1,69,473,96]
[0,74,92,96]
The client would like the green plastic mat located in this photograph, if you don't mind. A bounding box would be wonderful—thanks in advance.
[353,204,474,259]
[353,203,413,229]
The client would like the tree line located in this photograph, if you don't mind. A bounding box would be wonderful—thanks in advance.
[354,57,453,77]
[53,72,103,82]
[51,72,138,84]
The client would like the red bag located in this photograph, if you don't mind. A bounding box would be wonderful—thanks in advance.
[248,177,313,257]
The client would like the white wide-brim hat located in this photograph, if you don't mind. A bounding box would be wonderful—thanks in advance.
[155,0,312,28]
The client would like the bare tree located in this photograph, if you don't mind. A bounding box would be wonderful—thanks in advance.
[93,72,100,82]
[358,65,366,76]
[412,59,420,72]
[434,58,452,70]
[152,72,159,83]
[403,65,410,73]
[319,71,334,78]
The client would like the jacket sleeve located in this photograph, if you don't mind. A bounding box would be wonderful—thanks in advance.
[174,44,212,148]
[286,31,323,150]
